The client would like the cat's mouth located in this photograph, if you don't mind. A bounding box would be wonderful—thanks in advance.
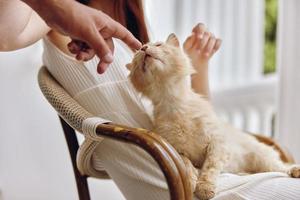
[142,52,164,64]
[135,51,164,73]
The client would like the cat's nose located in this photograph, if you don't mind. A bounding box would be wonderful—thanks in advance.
[141,45,148,51]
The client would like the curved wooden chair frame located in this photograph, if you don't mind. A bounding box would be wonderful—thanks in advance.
[38,66,294,200]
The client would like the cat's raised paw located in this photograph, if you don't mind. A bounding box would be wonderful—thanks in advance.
[194,181,216,200]
[288,166,300,178]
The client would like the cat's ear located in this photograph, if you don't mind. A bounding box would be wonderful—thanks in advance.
[166,33,180,47]
[126,63,133,71]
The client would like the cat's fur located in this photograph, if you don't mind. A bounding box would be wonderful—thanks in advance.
[126,34,300,200]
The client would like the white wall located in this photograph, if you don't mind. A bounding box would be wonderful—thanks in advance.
[0,42,124,200]
[276,0,300,163]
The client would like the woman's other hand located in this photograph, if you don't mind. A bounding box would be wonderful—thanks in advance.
[183,23,222,72]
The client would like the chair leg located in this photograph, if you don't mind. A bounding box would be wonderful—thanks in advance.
[59,116,91,200]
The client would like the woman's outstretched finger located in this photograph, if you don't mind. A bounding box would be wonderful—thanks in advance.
[109,20,142,49]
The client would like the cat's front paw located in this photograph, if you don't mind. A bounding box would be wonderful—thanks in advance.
[288,165,300,178]
[194,180,216,200]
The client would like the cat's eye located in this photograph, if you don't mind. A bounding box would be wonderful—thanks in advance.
[155,43,163,47]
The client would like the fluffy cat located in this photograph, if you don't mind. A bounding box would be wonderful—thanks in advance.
[126,33,300,200]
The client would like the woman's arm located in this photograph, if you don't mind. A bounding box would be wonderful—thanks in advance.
[183,23,221,99]
[21,0,142,74]
[0,0,50,51]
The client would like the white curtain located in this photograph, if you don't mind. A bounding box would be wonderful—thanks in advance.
[276,0,300,162]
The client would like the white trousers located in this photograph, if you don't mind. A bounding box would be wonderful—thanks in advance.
[93,139,300,200]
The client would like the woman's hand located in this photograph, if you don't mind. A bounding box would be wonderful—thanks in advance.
[183,23,222,72]
[183,23,222,99]
[21,0,142,74]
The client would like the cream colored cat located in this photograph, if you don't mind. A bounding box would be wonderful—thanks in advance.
[126,33,300,200]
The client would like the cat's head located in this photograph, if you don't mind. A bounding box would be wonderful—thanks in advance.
[126,33,195,98]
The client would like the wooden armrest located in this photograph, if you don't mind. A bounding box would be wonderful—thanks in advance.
[251,133,295,164]
[95,122,193,200]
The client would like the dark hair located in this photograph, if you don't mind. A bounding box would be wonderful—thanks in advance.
[77,0,149,44]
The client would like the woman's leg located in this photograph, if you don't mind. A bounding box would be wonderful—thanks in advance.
[214,172,300,200]
[93,139,300,200]
[93,138,170,200]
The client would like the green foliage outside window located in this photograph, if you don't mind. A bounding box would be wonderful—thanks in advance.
[264,0,278,74]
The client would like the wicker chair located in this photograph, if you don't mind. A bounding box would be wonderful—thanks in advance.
[37,66,294,200]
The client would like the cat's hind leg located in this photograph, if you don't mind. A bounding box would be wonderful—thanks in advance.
[245,143,300,178]
[288,165,300,178]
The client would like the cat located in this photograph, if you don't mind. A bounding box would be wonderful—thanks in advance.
[126,33,300,200]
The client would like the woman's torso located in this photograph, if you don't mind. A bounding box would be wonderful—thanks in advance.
[43,31,153,130]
